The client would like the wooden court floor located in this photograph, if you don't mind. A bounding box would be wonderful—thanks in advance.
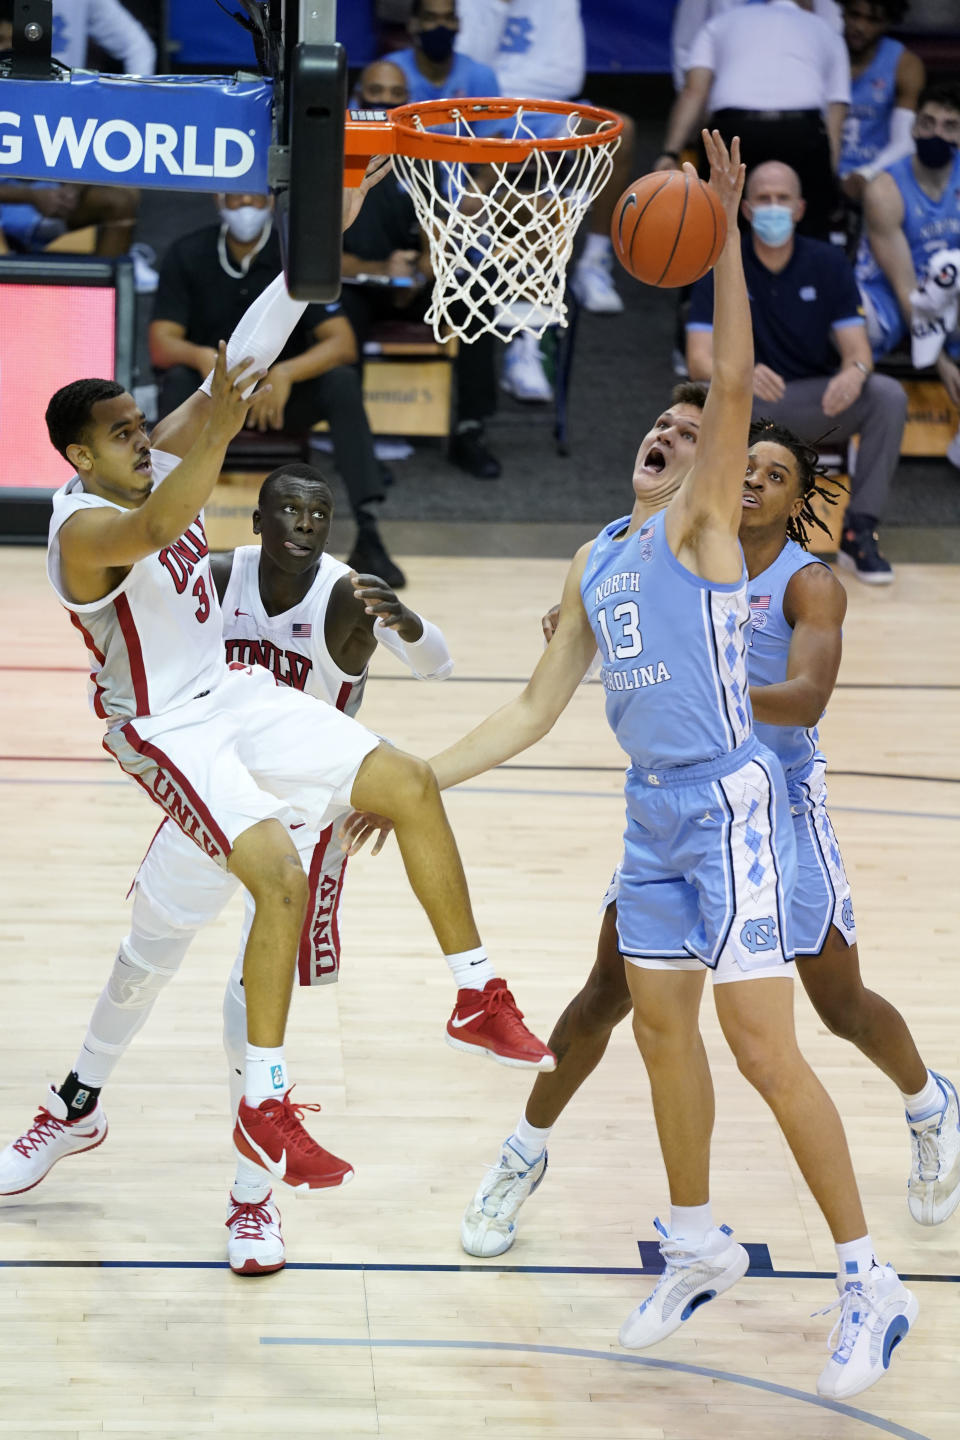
[1,546,958,1440]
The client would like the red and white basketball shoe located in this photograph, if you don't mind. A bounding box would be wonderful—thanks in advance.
[446,979,556,1071]
[233,1088,354,1191]
[0,1085,108,1196]
[226,1190,286,1276]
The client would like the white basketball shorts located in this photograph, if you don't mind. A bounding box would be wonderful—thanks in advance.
[104,663,379,868]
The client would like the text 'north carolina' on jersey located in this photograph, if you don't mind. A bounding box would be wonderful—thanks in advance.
[221,546,367,716]
[747,539,829,783]
[47,449,227,726]
[581,511,752,771]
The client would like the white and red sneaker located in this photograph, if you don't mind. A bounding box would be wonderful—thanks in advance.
[226,1190,286,1276]
[446,979,556,1071]
[0,1085,108,1196]
[233,1087,354,1191]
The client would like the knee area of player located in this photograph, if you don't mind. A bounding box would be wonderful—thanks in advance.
[578,971,632,1031]
[352,744,439,818]
[630,1007,697,1054]
[728,1031,803,1096]
[109,944,180,1008]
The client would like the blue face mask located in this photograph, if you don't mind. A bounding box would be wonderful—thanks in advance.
[750,203,795,247]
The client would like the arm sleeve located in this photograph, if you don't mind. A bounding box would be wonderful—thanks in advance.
[671,0,711,90]
[374,617,454,681]
[856,108,916,181]
[455,0,511,71]
[199,272,309,400]
[88,0,157,74]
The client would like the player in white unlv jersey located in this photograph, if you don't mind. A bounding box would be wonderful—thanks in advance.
[128,461,454,1272]
[421,137,915,1398]
[1,166,553,1241]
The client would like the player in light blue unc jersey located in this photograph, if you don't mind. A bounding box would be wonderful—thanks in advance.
[426,133,917,1400]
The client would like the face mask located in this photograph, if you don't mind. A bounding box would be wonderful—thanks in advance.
[915,134,957,170]
[417,24,455,63]
[219,205,270,243]
[749,203,795,247]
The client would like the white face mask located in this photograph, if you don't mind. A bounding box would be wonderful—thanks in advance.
[219,204,270,243]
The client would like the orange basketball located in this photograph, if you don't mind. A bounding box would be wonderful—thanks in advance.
[611,171,727,289]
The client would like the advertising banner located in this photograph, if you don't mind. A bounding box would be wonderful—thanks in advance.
[0,73,273,192]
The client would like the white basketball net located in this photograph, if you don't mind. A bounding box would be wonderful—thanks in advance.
[392,107,620,344]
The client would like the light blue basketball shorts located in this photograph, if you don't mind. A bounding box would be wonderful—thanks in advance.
[786,758,857,957]
[609,736,797,984]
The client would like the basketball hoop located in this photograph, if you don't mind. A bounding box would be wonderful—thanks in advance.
[345,99,623,344]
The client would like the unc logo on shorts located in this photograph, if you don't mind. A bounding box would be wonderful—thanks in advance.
[270,1064,284,1090]
[842,897,855,931]
[740,916,779,954]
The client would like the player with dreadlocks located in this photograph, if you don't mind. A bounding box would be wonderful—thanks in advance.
[456,397,960,1266]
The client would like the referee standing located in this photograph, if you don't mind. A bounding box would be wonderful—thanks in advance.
[658,0,850,240]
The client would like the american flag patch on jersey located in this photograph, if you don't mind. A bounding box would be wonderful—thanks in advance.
[638,522,655,541]
[292,622,312,637]
[749,595,770,610]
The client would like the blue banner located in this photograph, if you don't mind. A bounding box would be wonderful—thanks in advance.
[0,72,273,192]
[166,0,377,69]
[584,0,674,74]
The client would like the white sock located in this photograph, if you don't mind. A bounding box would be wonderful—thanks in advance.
[580,232,612,266]
[231,1154,272,1206]
[244,1045,289,1106]
[511,1114,551,1163]
[901,1070,943,1121]
[669,1202,714,1247]
[836,1234,876,1278]
[447,946,495,990]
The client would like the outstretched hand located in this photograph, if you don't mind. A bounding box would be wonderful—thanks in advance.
[205,342,268,444]
[351,571,423,642]
[338,809,394,857]
[700,129,745,232]
[341,155,393,232]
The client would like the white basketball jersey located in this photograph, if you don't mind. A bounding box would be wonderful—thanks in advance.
[47,449,227,726]
[221,546,367,716]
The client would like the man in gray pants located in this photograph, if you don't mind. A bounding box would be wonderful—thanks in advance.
[687,160,907,583]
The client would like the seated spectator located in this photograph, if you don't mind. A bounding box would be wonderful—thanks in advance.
[383,0,499,105]
[0,0,157,290]
[456,0,638,322]
[672,0,842,92]
[857,82,960,417]
[686,160,907,583]
[149,192,406,588]
[343,61,501,479]
[839,0,924,205]
[659,0,850,241]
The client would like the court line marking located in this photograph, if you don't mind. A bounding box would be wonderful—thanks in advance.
[2,754,959,787]
[1,775,959,824]
[3,664,958,693]
[0,1259,955,1284]
[256,1337,930,1440]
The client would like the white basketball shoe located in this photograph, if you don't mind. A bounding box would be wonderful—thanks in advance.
[816,1263,917,1399]
[0,1085,108,1196]
[906,1072,960,1225]
[460,1139,548,1257]
[618,1219,750,1349]
[226,1190,286,1276]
